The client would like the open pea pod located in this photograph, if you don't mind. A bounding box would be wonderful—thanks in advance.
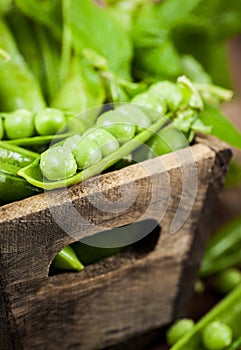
[18,115,169,190]
[0,140,38,168]
[170,285,241,350]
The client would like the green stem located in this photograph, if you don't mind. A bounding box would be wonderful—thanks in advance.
[59,0,72,83]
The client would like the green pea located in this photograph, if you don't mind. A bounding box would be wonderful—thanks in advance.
[40,146,77,181]
[166,318,195,346]
[35,108,66,136]
[202,321,232,350]
[146,124,188,159]
[131,92,167,121]
[0,117,3,139]
[4,109,35,139]
[115,104,151,132]
[212,268,241,294]
[96,110,136,144]
[83,127,119,157]
[72,136,102,169]
[149,81,183,111]
[63,134,82,152]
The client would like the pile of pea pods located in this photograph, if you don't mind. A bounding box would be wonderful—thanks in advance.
[0,76,233,195]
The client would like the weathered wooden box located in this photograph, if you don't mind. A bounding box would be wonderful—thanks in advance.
[0,136,231,350]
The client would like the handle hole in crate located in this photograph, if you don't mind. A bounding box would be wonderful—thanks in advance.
[49,219,161,276]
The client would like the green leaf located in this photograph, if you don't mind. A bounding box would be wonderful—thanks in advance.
[198,105,241,149]
[69,0,132,78]
[51,56,105,115]
[15,0,62,38]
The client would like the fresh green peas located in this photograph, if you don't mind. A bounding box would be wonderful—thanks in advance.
[131,92,167,121]
[212,268,241,294]
[4,109,35,139]
[72,136,102,169]
[202,321,232,350]
[115,104,151,132]
[40,146,77,181]
[63,134,82,152]
[146,124,188,159]
[35,108,66,136]
[166,318,195,346]
[83,127,119,157]
[149,81,183,112]
[96,110,136,143]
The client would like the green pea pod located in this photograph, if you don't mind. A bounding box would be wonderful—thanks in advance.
[5,133,74,148]
[181,55,212,84]
[200,215,241,277]
[51,56,105,119]
[0,141,38,168]
[170,285,241,350]
[51,246,84,272]
[18,115,169,190]
[148,81,183,112]
[0,161,41,205]
[0,18,46,112]
[134,124,188,162]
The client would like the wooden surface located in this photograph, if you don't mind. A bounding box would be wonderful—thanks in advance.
[0,136,231,350]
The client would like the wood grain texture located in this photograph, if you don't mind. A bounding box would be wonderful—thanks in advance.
[0,136,232,350]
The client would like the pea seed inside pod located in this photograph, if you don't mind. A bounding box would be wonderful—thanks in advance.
[35,108,66,136]
[201,321,232,350]
[96,110,136,144]
[115,104,151,132]
[131,92,167,122]
[72,136,102,169]
[63,134,82,152]
[149,81,183,111]
[40,146,77,181]
[83,127,119,157]
[4,109,35,139]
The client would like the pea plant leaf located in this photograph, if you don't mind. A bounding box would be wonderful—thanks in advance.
[193,0,241,40]
[198,104,241,149]
[15,0,62,38]
[69,0,133,79]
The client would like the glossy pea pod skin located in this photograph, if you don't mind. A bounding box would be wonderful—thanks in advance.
[0,140,38,167]
[18,107,169,189]
[0,107,67,141]
[39,105,151,180]
[0,142,41,204]
[170,285,241,350]
[18,77,209,190]
[0,161,41,205]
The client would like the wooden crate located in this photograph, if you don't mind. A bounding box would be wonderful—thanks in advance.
[0,136,231,350]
